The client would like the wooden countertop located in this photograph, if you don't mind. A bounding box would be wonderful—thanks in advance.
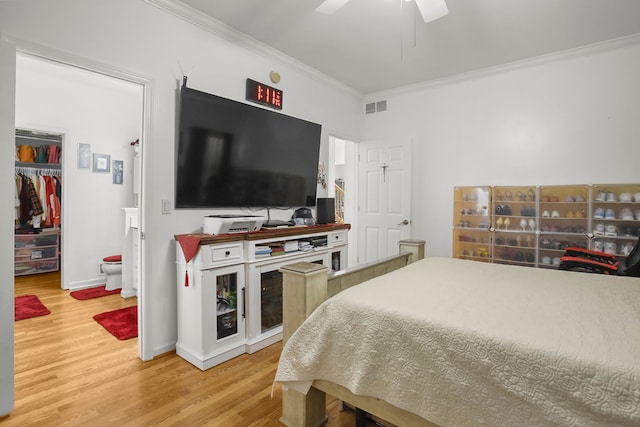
[175,223,351,246]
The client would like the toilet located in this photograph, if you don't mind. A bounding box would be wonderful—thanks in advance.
[102,255,123,291]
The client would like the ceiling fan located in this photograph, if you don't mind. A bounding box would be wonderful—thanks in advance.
[316,0,448,23]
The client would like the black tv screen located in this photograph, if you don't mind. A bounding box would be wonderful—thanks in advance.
[176,87,322,208]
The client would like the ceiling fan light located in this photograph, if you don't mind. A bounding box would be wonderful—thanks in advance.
[414,0,448,23]
[315,0,350,14]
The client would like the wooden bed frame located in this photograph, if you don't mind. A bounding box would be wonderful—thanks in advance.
[279,239,436,427]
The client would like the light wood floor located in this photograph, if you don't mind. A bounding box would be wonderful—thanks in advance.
[3,271,364,426]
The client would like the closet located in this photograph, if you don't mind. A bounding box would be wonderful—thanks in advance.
[14,128,62,276]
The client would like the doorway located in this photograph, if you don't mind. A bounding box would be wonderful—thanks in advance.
[330,136,358,267]
[13,50,147,359]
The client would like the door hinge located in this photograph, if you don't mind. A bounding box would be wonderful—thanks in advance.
[141,231,145,240]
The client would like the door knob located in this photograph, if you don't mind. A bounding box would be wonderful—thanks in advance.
[398,219,409,226]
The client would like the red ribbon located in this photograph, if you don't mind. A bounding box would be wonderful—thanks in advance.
[176,234,202,287]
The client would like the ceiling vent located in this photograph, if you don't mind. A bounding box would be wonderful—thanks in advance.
[365,100,387,115]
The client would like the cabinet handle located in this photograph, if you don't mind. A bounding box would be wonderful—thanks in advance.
[225,250,230,256]
[241,287,246,319]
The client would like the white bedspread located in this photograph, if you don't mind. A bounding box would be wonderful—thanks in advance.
[275,257,640,426]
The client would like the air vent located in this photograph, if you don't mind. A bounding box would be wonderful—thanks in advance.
[365,102,376,114]
[364,100,387,114]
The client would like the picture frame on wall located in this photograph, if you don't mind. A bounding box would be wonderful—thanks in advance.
[113,160,123,184]
[78,143,91,169]
[93,153,111,173]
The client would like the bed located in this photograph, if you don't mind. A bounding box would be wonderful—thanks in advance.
[274,241,640,427]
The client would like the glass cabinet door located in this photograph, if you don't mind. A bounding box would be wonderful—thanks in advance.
[453,186,492,262]
[492,185,538,267]
[538,185,590,268]
[216,272,239,340]
[592,184,640,259]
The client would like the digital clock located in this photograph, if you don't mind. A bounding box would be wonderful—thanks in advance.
[246,78,283,110]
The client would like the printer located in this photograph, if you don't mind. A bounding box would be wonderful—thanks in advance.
[203,215,265,235]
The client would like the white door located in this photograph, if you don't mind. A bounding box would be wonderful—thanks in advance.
[0,39,16,416]
[357,140,412,264]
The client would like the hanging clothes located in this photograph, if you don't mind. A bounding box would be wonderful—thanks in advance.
[14,169,61,228]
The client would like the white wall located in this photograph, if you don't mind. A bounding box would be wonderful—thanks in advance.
[15,54,142,289]
[0,0,363,374]
[363,38,640,257]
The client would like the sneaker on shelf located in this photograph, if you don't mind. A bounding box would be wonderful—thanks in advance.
[595,192,607,202]
[574,209,585,219]
[606,192,617,202]
[528,219,536,231]
[605,224,618,236]
[552,257,561,266]
[541,256,551,265]
[620,193,633,203]
[635,209,640,220]
[594,223,605,236]
[575,195,585,202]
[620,207,634,220]
[593,240,604,252]
[635,192,640,203]
[542,210,550,218]
[605,208,616,220]
[603,241,617,255]
[594,207,605,219]
[620,242,634,256]
[565,195,575,202]
[551,210,561,218]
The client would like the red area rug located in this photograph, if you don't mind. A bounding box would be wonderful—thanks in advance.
[15,295,50,321]
[93,306,138,340]
[70,285,120,300]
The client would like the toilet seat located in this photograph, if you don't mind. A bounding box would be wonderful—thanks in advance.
[103,255,122,263]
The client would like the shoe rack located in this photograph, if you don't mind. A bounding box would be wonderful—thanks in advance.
[452,183,640,268]
[492,186,538,267]
[591,184,640,258]
[453,186,491,262]
[538,185,590,269]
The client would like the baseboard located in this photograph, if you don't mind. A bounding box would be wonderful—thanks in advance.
[67,277,106,291]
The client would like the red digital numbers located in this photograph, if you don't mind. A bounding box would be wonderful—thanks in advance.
[246,79,283,110]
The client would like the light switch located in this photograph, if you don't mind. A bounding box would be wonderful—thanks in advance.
[162,199,172,214]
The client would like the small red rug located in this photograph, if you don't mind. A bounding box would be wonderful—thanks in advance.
[93,306,137,340]
[15,295,51,321]
[70,285,120,300]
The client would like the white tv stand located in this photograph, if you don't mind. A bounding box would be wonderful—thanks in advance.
[175,224,349,370]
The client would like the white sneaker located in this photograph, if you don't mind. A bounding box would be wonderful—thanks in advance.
[606,192,617,202]
[594,208,605,219]
[593,240,604,252]
[605,209,616,220]
[595,192,607,201]
[542,210,550,218]
[620,193,633,203]
[605,224,618,237]
[594,223,605,236]
[620,208,634,220]
[604,241,617,255]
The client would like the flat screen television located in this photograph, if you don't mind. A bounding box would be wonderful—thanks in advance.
[175,86,322,208]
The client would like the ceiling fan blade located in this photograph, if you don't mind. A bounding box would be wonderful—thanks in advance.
[315,0,350,14]
[414,0,448,23]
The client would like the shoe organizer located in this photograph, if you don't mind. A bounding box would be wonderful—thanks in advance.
[453,186,491,262]
[591,184,640,258]
[452,183,640,268]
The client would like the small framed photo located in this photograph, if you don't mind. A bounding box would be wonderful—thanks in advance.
[113,160,123,184]
[93,153,111,173]
[78,143,91,169]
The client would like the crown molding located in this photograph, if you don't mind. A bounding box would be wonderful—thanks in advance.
[144,0,362,99]
[365,32,640,101]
